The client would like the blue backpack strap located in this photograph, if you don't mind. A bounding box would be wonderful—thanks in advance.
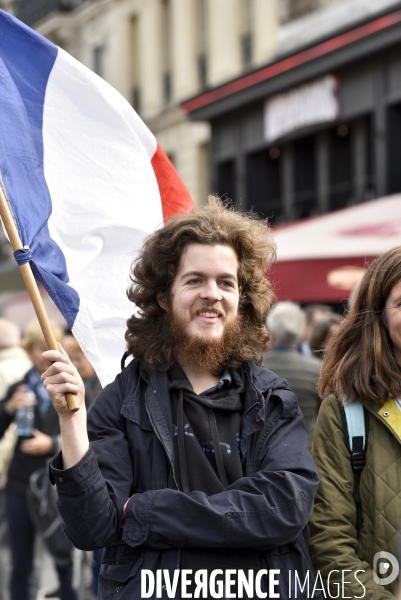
[339,398,369,537]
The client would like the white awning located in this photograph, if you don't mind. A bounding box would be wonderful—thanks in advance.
[269,195,401,302]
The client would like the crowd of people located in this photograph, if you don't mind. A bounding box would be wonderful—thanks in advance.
[263,301,337,447]
[0,198,400,599]
[0,321,102,600]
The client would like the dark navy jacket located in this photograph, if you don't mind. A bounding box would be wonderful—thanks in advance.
[49,359,320,599]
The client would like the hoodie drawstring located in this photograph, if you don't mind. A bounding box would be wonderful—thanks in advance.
[177,389,191,494]
[208,409,229,489]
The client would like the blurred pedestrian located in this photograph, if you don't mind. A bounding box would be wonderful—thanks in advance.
[308,312,343,359]
[0,319,32,400]
[0,320,77,600]
[263,301,321,447]
[0,319,32,488]
[310,246,401,597]
[301,303,332,356]
[0,320,32,600]
[63,335,102,409]
[62,334,103,598]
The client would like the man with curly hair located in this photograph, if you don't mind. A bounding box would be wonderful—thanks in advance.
[41,198,319,599]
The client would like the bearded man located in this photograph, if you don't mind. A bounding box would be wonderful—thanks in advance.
[42,198,319,599]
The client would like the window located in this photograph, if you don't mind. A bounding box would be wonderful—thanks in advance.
[293,135,317,218]
[246,149,282,223]
[196,0,208,88]
[217,160,236,204]
[329,124,352,210]
[130,16,141,113]
[387,104,401,195]
[161,0,172,104]
[198,143,210,205]
[93,46,105,78]
[279,0,321,25]
[240,0,253,68]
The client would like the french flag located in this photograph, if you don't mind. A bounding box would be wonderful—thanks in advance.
[0,10,194,386]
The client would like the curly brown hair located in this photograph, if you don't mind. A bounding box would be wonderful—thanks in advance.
[125,196,276,370]
[319,245,401,405]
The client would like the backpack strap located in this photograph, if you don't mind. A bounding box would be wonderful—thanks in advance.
[339,399,369,537]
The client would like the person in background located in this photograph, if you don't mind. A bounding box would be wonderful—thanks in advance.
[310,246,401,598]
[301,303,332,356]
[0,319,32,489]
[0,319,32,400]
[63,334,103,598]
[63,335,102,409]
[308,312,343,359]
[0,319,32,600]
[0,320,77,600]
[263,301,322,447]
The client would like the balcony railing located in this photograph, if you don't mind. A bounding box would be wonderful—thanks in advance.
[15,0,81,27]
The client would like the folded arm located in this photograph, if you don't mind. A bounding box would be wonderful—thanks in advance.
[123,405,318,551]
[50,380,318,552]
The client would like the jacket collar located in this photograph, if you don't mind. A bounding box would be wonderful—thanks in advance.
[362,396,401,444]
[121,359,301,486]
[243,361,299,419]
[132,358,299,430]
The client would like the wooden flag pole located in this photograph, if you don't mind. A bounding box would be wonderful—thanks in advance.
[0,185,80,413]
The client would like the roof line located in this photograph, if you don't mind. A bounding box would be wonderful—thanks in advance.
[272,193,401,232]
[182,10,401,113]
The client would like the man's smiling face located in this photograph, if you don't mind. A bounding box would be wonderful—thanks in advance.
[168,243,240,342]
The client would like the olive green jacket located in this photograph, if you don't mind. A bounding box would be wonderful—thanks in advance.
[310,393,401,599]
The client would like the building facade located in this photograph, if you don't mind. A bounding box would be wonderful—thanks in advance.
[183,0,401,224]
[1,0,399,298]
[0,0,278,295]
[5,0,279,206]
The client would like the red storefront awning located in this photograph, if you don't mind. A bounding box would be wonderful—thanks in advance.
[269,195,401,303]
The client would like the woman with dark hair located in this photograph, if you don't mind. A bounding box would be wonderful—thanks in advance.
[310,245,401,599]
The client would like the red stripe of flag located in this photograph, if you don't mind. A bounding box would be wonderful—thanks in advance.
[151,142,195,222]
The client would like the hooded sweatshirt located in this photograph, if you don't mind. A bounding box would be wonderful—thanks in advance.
[168,363,263,596]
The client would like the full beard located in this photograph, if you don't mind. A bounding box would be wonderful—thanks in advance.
[165,307,245,377]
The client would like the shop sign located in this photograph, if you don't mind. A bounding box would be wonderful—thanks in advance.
[264,75,340,142]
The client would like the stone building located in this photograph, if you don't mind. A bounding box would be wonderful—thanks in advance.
[1,0,398,295]
[184,0,401,223]
[4,0,278,206]
[0,0,281,294]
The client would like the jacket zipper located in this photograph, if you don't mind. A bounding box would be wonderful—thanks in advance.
[144,398,179,490]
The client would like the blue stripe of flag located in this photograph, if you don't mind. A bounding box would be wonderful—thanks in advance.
[0,10,80,326]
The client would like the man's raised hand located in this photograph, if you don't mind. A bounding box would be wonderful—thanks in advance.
[41,345,86,417]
